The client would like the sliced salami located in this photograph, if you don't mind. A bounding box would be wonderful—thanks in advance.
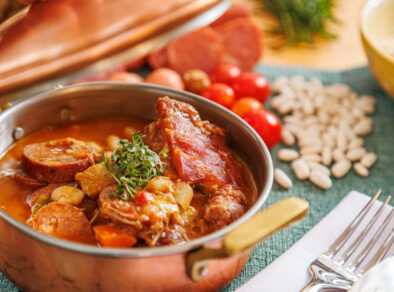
[22,138,94,183]
[147,46,169,69]
[167,27,224,74]
[214,19,262,71]
[210,3,251,27]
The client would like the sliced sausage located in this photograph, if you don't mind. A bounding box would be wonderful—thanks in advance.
[210,3,251,27]
[32,202,95,244]
[167,27,224,74]
[147,46,169,69]
[22,138,94,183]
[214,19,262,71]
[27,182,77,208]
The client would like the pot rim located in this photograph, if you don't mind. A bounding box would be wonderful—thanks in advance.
[0,82,273,258]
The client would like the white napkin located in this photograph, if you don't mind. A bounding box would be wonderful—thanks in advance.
[237,190,394,292]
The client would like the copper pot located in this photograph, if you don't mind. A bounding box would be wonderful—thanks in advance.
[0,83,305,291]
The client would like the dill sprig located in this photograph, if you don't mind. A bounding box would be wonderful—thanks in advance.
[102,133,168,201]
[259,0,337,46]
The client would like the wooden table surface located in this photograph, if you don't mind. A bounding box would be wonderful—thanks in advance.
[237,0,369,71]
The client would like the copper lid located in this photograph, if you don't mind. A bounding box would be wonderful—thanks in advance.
[0,0,229,102]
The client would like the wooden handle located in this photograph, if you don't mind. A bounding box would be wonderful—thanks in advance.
[223,197,309,255]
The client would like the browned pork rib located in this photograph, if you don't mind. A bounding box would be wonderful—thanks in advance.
[144,97,247,230]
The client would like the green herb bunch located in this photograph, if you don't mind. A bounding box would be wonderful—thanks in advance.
[100,133,168,201]
[261,0,336,45]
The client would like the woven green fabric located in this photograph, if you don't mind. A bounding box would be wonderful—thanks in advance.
[1,65,393,292]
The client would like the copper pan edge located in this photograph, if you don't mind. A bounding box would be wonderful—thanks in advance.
[0,83,273,292]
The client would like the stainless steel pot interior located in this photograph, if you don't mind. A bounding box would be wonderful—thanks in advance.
[0,82,273,258]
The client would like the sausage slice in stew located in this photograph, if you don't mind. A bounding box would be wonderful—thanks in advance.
[32,202,95,244]
[22,138,94,183]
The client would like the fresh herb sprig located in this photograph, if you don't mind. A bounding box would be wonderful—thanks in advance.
[259,0,336,46]
[101,133,168,201]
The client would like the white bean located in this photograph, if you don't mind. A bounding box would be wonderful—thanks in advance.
[300,145,322,155]
[281,128,295,146]
[336,130,348,151]
[274,169,293,189]
[348,137,364,150]
[332,160,351,178]
[353,119,373,136]
[278,101,295,115]
[51,186,85,206]
[322,147,333,166]
[298,137,322,148]
[354,163,369,177]
[346,147,366,161]
[307,161,331,176]
[333,148,346,162]
[278,149,299,162]
[309,170,332,189]
[322,133,335,148]
[291,159,310,180]
[360,152,377,168]
[301,154,322,163]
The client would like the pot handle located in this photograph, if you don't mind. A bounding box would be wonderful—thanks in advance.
[186,197,309,282]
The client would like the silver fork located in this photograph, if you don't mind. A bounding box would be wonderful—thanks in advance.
[301,190,394,291]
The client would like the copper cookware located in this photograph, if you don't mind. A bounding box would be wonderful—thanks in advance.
[0,0,230,102]
[0,82,305,292]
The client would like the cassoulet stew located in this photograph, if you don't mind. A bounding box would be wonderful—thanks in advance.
[0,97,255,248]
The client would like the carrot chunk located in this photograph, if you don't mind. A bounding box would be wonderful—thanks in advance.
[93,225,137,248]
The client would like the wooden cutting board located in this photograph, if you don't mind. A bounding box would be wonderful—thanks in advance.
[237,0,369,70]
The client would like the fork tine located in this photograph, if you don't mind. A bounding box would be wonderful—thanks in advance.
[358,226,394,275]
[337,196,392,264]
[348,209,394,271]
[325,190,382,257]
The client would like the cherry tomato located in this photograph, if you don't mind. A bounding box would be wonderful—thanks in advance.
[200,83,236,108]
[210,64,241,84]
[242,108,282,148]
[232,97,263,117]
[230,72,271,103]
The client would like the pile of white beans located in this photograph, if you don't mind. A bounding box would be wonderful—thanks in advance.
[271,75,378,190]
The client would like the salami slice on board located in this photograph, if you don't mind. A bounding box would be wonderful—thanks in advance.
[167,27,224,74]
[214,19,262,71]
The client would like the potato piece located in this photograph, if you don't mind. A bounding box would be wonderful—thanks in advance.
[145,176,174,193]
[75,163,115,198]
[51,186,85,205]
[174,182,193,209]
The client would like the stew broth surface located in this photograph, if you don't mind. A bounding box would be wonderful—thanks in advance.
[0,112,256,247]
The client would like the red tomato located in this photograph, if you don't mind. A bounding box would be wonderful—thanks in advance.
[232,97,263,117]
[242,109,282,148]
[200,83,236,108]
[210,64,241,84]
[230,72,271,103]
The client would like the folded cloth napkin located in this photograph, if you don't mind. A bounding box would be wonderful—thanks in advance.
[236,190,394,292]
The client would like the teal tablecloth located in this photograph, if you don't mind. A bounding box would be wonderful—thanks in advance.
[1,65,393,292]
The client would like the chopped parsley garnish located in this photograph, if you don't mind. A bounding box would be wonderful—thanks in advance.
[104,133,168,201]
